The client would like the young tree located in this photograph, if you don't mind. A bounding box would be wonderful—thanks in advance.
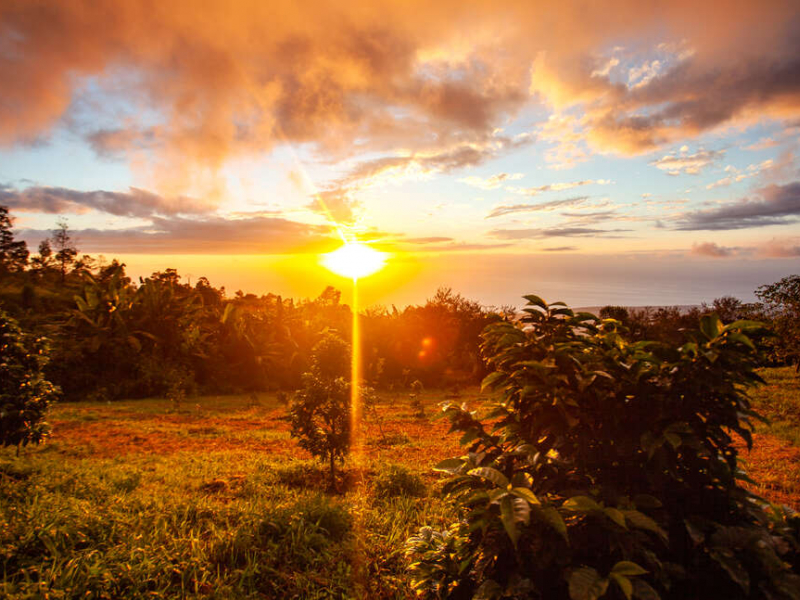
[407,295,800,600]
[289,333,353,488]
[0,310,58,453]
[52,219,78,284]
[0,206,29,275]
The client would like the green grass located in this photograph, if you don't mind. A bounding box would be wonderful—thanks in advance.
[2,373,799,598]
[0,390,464,599]
[751,366,800,446]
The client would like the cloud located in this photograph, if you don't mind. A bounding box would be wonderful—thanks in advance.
[650,148,723,176]
[690,242,733,258]
[488,226,631,240]
[311,133,533,221]
[0,184,214,217]
[486,195,589,218]
[676,181,800,230]
[402,236,454,244]
[541,246,577,252]
[705,159,773,190]
[757,237,800,258]
[459,172,524,190]
[505,178,611,196]
[2,0,797,191]
[18,214,335,255]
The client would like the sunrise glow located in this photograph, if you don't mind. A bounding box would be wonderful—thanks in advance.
[320,242,387,281]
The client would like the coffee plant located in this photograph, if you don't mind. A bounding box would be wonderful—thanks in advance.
[0,310,59,453]
[289,333,374,488]
[406,295,800,599]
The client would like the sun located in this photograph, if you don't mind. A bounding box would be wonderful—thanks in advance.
[321,241,387,280]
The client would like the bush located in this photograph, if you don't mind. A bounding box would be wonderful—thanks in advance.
[373,464,426,499]
[0,310,58,452]
[406,295,800,600]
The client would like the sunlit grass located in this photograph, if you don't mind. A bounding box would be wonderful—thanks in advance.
[2,374,798,598]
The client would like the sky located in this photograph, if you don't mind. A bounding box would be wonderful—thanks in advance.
[1,0,799,308]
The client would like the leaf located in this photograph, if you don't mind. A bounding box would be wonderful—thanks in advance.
[700,314,723,340]
[534,506,568,542]
[481,371,505,391]
[563,496,602,513]
[609,573,633,600]
[510,487,540,505]
[434,458,464,473]
[622,510,668,543]
[568,567,609,600]
[722,319,764,333]
[709,550,750,593]
[632,579,661,600]
[468,467,510,488]
[500,497,519,546]
[604,507,627,529]
[523,294,548,310]
[725,332,755,350]
[612,561,647,576]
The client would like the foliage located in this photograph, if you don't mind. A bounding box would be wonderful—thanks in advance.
[406,295,800,600]
[289,333,358,487]
[757,275,800,370]
[0,310,58,450]
[0,206,28,275]
[374,464,427,499]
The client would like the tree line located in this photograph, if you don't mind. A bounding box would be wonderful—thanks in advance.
[1,204,798,405]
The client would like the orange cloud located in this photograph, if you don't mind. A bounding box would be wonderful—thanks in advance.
[1,0,798,198]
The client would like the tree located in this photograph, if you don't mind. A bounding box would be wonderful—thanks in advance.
[406,295,800,600]
[756,275,800,370]
[52,219,77,284]
[0,310,59,453]
[289,333,354,488]
[0,206,29,275]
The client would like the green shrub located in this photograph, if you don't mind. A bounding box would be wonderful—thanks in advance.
[0,310,58,451]
[374,464,426,499]
[406,295,800,600]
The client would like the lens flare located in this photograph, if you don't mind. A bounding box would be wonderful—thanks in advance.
[321,242,386,280]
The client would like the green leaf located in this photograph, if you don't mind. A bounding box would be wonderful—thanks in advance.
[568,567,609,600]
[725,332,755,350]
[609,573,633,600]
[523,294,548,309]
[604,507,627,529]
[632,579,661,600]
[722,319,764,332]
[563,495,602,512]
[511,487,540,505]
[481,371,505,391]
[622,510,667,543]
[434,458,465,473]
[500,496,519,546]
[534,506,568,542]
[709,550,749,593]
[612,561,647,576]
[700,314,723,340]
[468,467,510,488]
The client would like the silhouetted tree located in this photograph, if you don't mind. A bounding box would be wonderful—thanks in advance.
[0,206,29,276]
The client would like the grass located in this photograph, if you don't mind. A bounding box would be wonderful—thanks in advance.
[1,373,799,598]
[751,366,800,446]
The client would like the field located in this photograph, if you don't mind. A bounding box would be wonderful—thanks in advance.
[2,369,799,599]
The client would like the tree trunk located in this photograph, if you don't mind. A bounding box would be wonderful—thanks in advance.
[329,450,336,489]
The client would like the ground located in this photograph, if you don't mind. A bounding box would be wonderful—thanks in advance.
[1,369,799,599]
